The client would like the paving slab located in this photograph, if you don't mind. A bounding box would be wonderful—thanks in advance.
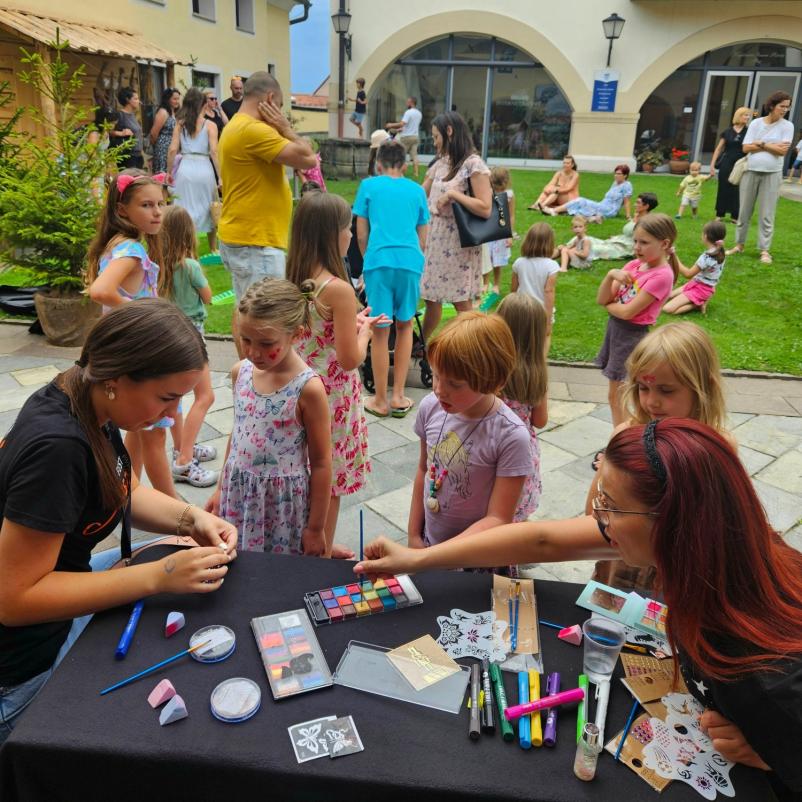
[538,440,579,472]
[732,415,802,456]
[752,479,802,534]
[532,470,589,520]
[737,445,775,477]
[546,400,598,428]
[754,449,802,495]
[538,414,611,457]
[365,485,413,534]
[366,421,414,456]
[11,365,60,386]
[785,525,802,553]
[371,440,423,483]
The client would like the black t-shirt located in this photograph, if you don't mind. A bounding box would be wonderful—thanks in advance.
[681,639,802,800]
[204,110,225,139]
[0,381,130,687]
[355,90,366,114]
[221,96,242,121]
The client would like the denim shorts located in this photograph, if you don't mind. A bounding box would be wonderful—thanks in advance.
[363,268,421,324]
[219,240,286,301]
[349,112,365,125]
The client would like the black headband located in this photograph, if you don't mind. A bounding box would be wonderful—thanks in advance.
[643,420,667,484]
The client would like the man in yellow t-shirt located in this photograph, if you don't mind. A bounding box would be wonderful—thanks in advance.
[218,72,316,345]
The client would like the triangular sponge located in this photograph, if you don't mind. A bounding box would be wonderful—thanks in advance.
[159,694,188,725]
[165,611,185,638]
[147,678,176,708]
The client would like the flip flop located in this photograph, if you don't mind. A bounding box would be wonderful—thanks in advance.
[391,399,415,418]
[364,401,389,418]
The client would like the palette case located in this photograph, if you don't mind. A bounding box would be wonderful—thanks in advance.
[575,580,667,639]
[303,574,423,627]
[250,609,333,700]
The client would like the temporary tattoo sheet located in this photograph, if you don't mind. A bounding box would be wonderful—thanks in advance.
[324,716,364,758]
[435,609,508,662]
[288,715,337,763]
[387,635,460,691]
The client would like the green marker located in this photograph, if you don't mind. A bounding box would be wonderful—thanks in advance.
[577,674,589,743]
[489,662,515,742]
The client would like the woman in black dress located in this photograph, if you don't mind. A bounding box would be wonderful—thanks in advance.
[709,107,753,222]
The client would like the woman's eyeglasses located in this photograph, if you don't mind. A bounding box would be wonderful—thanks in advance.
[591,491,658,528]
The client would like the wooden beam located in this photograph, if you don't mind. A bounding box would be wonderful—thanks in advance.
[34,41,57,137]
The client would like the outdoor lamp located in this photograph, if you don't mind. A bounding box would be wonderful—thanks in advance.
[331,8,352,60]
[602,12,625,67]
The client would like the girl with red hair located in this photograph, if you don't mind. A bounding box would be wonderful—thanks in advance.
[355,418,802,797]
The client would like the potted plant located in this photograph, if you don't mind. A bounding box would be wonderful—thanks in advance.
[669,147,690,175]
[0,32,117,345]
[636,146,666,173]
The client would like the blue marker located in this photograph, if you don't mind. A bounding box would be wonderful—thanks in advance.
[115,600,144,660]
[517,671,531,749]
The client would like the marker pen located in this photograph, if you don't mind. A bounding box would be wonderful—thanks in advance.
[504,686,585,720]
[517,672,531,749]
[543,672,561,747]
[528,669,542,747]
[481,658,495,733]
[489,663,515,742]
[469,663,481,741]
[594,679,611,745]
[115,600,144,660]
[577,674,589,743]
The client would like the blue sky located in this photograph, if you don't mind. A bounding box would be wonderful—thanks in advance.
[290,2,330,93]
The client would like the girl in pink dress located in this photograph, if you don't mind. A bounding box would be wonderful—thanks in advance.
[288,192,387,554]
[496,294,547,524]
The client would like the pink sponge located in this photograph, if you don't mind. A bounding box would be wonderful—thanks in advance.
[164,611,185,638]
[147,678,176,708]
[558,624,583,646]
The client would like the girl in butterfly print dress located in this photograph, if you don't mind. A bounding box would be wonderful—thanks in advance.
[206,279,332,555]
[289,192,387,554]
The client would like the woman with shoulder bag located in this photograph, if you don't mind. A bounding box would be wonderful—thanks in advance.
[419,111,492,343]
[709,107,752,224]
[727,92,793,264]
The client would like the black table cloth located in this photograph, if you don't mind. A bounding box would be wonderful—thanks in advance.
[0,549,775,801]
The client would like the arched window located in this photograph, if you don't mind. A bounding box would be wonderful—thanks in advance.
[370,34,572,162]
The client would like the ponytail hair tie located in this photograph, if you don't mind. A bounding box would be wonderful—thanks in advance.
[668,246,676,255]
[715,240,724,247]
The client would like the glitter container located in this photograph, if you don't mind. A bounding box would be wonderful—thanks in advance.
[210,677,261,723]
[189,625,236,663]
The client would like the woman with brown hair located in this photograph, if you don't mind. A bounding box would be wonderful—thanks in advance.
[709,106,753,223]
[0,300,237,743]
[527,154,580,212]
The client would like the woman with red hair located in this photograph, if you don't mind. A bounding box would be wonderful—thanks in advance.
[356,418,802,797]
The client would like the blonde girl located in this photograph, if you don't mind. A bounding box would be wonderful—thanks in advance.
[496,294,548,522]
[557,215,592,272]
[287,192,386,555]
[511,222,559,348]
[86,169,178,498]
[159,205,218,488]
[410,312,534,549]
[590,320,732,592]
[206,278,332,555]
[595,212,678,427]
[664,220,727,315]
[486,167,515,296]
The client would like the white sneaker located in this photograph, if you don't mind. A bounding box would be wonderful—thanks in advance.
[193,443,217,462]
[173,458,218,488]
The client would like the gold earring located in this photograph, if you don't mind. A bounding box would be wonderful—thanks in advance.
[105,384,115,400]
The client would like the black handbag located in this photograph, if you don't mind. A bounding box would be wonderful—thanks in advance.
[451,177,512,248]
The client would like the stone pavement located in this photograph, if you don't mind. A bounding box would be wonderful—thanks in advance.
[0,323,799,581]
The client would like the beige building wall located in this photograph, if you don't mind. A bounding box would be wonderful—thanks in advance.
[330,0,802,170]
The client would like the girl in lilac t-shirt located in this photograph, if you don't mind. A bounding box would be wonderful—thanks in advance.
[595,213,678,426]
[409,313,534,550]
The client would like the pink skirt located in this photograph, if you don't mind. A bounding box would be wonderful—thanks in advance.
[682,278,716,307]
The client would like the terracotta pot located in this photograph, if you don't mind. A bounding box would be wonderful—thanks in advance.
[669,159,690,175]
[640,163,655,173]
[34,291,101,347]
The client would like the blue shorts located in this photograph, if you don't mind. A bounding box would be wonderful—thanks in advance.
[219,240,286,301]
[363,268,420,324]
[350,112,365,125]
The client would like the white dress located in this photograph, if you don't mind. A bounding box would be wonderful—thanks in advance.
[173,122,217,233]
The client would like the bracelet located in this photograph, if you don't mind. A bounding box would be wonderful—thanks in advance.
[176,503,193,539]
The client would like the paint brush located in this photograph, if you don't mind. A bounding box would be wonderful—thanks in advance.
[359,507,365,597]
[511,582,521,651]
[615,698,640,761]
[621,643,649,654]
[99,640,210,695]
[539,619,564,631]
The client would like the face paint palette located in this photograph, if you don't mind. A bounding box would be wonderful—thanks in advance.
[303,575,423,627]
[576,580,668,639]
[250,610,333,699]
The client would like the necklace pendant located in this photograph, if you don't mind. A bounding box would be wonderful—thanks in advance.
[426,496,440,513]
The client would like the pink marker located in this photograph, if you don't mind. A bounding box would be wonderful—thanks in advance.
[504,687,585,721]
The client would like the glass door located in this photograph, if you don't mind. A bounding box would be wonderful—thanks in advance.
[750,72,800,115]
[449,66,489,154]
[694,71,752,163]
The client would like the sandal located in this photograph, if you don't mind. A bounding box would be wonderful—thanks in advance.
[390,399,415,418]
[759,251,772,265]
[527,202,542,212]
[364,399,390,418]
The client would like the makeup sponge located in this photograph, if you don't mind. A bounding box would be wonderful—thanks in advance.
[148,678,176,708]
[165,611,185,638]
[159,694,188,725]
[558,624,583,646]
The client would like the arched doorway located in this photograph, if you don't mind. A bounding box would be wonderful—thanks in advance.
[636,42,801,164]
[369,34,572,163]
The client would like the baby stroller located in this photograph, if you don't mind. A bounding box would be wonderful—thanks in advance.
[345,218,432,394]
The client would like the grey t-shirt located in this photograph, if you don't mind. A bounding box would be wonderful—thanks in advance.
[116,110,143,155]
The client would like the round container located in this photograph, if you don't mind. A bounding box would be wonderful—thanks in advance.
[210,677,261,723]
[189,624,236,664]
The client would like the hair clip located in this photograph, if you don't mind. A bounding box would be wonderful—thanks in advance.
[715,240,724,247]
[116,174,138,194]
[668,246,676,254]
[152,172,168,185]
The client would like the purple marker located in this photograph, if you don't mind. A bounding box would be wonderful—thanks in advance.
[543,672,561,747]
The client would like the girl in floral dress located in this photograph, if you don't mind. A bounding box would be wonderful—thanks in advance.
[206,278,332,555]
[288,192,387,555]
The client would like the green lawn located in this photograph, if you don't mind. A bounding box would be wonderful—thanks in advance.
[4,170,800,374]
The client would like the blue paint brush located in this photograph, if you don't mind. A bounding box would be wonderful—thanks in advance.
[615,698,640,761]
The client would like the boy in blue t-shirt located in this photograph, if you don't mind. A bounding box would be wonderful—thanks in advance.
[353,140,429,418]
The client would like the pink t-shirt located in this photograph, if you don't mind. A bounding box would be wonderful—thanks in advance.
[413,393,533,545]
[615,259,674,325]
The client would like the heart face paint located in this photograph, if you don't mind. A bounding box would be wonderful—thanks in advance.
[642,375,656,384]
